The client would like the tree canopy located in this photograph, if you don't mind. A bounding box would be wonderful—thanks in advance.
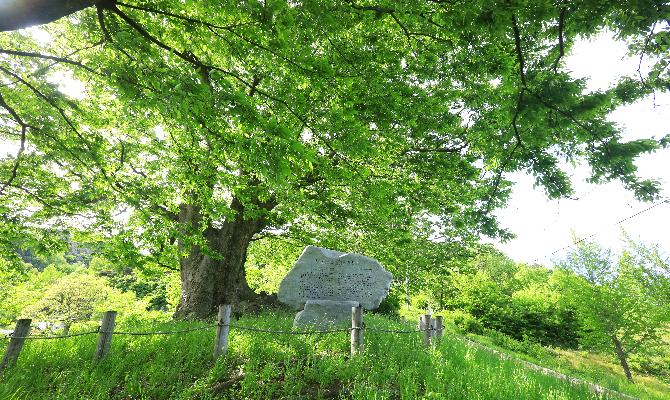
[557,238,670,381]
[0,1,668,316]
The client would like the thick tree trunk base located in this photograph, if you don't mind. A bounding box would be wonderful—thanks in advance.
[173,290,284,320]
[174,197,278,319]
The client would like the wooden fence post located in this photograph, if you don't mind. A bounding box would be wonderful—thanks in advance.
[94,311,117,360]
[421,314,432,348]
[213,304,231,359]
[435,316,444,342]
[351,305,363,355]
[0,319,31,371]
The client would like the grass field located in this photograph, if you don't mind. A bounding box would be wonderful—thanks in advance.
[462,330,669,400]
[0,311,666,399]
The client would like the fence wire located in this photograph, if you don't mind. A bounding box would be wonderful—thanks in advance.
[112,325,217,336]
[1,330,100,340]
[226,324,350,335]
[1,322,443,340]
[366,327,437,334]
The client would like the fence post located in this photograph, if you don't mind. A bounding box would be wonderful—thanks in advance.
[94,311,117,360]
[351,305,363,355]
[213,304,231,359]
[421,314,432,348]
[0,319,31,371]
[435,316,444,342]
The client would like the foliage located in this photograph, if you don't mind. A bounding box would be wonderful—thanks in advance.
[88,254,185,312]
[452,309,485,335]
[435,250,580,347]
[0,1,668,313]
[0,261,71,326]
[22,272,146,323]
[0,257,33,325]
[0,253,153,326]
[556,238,670,381]
[245,237,302,294]
[1,311,660,400]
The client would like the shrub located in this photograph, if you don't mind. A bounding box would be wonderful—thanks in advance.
[22,273,148,324]
[452,311,484,334]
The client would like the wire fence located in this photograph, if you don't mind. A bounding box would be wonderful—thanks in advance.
[112,325,216,336]
[1,322,436,340]
[1,330,100,340]
[1,312,634,400]
[1,307,444,375]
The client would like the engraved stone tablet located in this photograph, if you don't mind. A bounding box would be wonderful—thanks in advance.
[278,246,393,328]
[293,300,360,327]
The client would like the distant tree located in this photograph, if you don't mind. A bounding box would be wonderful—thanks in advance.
[0,257,32,325]
[557,239,670,382]
[24,272,144,329]
[0,260,73,325]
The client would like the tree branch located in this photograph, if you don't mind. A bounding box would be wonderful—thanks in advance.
[0,125,26,196]
[115,2,254,32]
[347,1,395,14]
[0,89,33,196]
[115,2,319,74]
[5,183,87,217]
[0,66,87,144]
[390,12,415,52]
[637,22,658,98]
[0,0,95,32]
[551,8,566,73]
[511,14,526,86]
[97,5,113,42]
[402,143,467,155]
[0,48,96,74]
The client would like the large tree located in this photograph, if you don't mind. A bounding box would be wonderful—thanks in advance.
[0,1,668,317]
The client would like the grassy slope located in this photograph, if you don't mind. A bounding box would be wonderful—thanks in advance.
[464,332,670,400]
[0,311,664,400]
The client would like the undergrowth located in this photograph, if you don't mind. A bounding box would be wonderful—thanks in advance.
[0,311,664,399]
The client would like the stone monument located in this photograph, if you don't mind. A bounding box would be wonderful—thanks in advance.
[277,246,393,328]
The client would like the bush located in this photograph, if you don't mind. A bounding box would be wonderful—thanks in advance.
[452,311,484,334]
[374,289,402,316]
[22,272,148,323]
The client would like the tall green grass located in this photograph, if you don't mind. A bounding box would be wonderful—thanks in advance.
[0,312,646,399]
[463,329,668,400]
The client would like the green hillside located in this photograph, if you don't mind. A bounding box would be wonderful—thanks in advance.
[1,312,666,400]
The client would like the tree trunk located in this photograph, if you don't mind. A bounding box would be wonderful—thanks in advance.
[612,335,634,382]
[174,197,271,319]
[0,0,94,32]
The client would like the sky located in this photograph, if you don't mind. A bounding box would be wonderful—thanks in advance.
[492,33,670,266]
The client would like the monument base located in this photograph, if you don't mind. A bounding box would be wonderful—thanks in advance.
[293,299,360,329]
